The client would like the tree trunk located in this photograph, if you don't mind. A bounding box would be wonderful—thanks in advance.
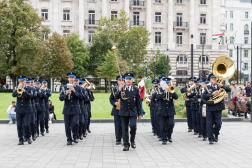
[12,75,17,90]
[108,79,111,92]
[51,78,54,93]
[105,78,107,93]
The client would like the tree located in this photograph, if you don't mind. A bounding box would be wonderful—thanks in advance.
[231,69,244,82]
[65,32,90,77]
[34,32,74,91]
[97,50,118,91]
[0,0,50,88]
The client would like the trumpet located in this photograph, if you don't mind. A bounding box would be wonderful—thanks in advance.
[17,84,23,98]
[84,79,95,90]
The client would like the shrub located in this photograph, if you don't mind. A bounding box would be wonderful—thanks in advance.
[181,107,187,118]
[222,110,228,117]
[0,89,13,93]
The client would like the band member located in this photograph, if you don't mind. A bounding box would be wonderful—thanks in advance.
[115,72,142,151]
[203,73,231,144]
[30,77,38,139]
[12,75,33,145]
[188,77,198,135]
[80,78,89,138]
[194,79,201,137]
[195,78,204,139]
[156,77,178,145]
[86,85,94,133]
[109,75,124,145]
[149,79,159,135]
[201,78,209,141]
[59,72,83,145]
[26,77,37,141]
[34,79,47,136]
[42,79,51,133]
[156,77,165,141]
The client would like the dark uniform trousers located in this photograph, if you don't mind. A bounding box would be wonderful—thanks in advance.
[64,114,79,142]
[203,85,230,141]
[181,85,193,130]
[12,86,33,142]
[200,105,207,138]
[44,89,51,131]
[156,89,178,142]
[37,110,45,134]
[109,87,122,142]
[115,86,141,147]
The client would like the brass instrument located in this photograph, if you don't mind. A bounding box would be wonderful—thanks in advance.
[84,79,95,90]
[145,95,151,106]
[183,84,195,101]
[17,84,23,98]
[168,85,176,94]
[163,85,176,100]
[116,99,121,110]
[205,56,235,104]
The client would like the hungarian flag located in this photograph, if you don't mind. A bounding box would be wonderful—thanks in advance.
[212,33,224,40]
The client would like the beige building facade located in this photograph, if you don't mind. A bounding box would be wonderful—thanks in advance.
[29,0,228,84]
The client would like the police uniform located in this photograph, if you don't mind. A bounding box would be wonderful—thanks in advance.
[59,72,83,145]
[109,75,124,144]
[149,79,159,135]
[34,80,47,136]
[194,79,202,137]
[115,73,141,151]
[202,73,231,144]
[12,75,33,145]
[42,79,51,133]
[30,77,38,139]
[80,78,89,137]
[86,88,94,133]
[156,77,178,144]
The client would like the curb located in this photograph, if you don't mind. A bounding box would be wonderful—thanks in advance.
[0,117,243,124]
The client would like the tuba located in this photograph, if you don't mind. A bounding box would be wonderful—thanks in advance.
[183,84,195,101]
[203,56,235,105]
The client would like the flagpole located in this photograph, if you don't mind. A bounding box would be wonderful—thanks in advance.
[227,31,237,42]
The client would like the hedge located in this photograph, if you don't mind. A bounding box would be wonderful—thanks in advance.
[0,89,13,93]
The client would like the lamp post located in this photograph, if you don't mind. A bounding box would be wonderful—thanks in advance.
[251,0,252,123]
[237,46,239,85]
[145,61,147,77]
[201,39,205,78]
[191,34,193,77]
[166,48,169,77]
[154,56,156,79]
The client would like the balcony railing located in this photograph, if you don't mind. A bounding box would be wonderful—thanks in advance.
[130,1,145,7]
[85,20,100,26]
[130,21,144,27]
[244,30,249,35]
[177,62,188,68]
[173,22,188,28]
[196,45,212,49]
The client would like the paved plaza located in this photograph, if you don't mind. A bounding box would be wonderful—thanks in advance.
[0,122,251,168]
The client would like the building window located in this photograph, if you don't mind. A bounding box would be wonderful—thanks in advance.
[63,30,70,37]
[200,0,206,5]
[111,11,118,20]
[111,0,118,1]
[199,55,209,63]
[155,12,161,23]
[41,9,48,20]
[230,11,233,18]
[244,63,248,70]
[176,33,182,44]
[89,10,95,24]
[177,0,182,4]
[244,24,248,31]
[225,24,227,30]
[200,14,206,24]
[200,33,206,44]
[245,12,248,19]
[229,50,233,57]
[155,32,161,44]
[226,11,227,18]
[155,0,161,3]
[63,10,70,21]
[230,23,233,31]
[244,50,248,57]
[230,37,233,43]
[244,37,248,44]
[176,70,188,83]
[43,33,48,40]
[88,31,95,42]
[133,12,140,25]
[176,55,187,64]
[176,13,183,26]
[199,70,209,77]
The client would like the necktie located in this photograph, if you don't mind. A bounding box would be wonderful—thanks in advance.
[127,87,130,91]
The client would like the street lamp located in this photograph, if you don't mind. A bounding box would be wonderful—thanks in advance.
[154,56,156,79]
[191,34,194,77]
[145,61,147,77]
[166,48,169,77]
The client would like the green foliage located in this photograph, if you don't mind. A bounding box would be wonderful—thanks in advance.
[231,69,244,81]
[0,0,50,87]
[0,89,13,93]
[181,107,187,118]
[65,32,90,77]
[144,78,153,94]
[222,110,228,117]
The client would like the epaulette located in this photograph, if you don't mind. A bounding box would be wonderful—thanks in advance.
[112,88,115,97]
[205,86,211,93]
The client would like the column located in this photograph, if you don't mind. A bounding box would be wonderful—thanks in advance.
[168,0,175,48]
[52,0,59,33]
[79,0,85,40]
[190,0,194,48]
[102,0,107,17]
[124,0,129,17]
[212,0,218,50]
[146,0,152,49]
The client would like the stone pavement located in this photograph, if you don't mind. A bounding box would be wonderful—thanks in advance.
[0,122,252,168]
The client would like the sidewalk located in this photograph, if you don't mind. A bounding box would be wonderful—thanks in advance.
[0,122,251,168]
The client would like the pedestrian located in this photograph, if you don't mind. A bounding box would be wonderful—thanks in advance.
[6,83,8,89]
[245,82,251,97]
[7,101,16,124]
[49,100,56,123]
[137,75,146,117]
[115,72,142,151]
[230,83,240,98]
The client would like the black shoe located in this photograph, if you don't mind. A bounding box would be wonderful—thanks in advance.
[159,138,162,141]
[28,138,32,144]
[168,138,173,143]
[123,146,129,151]
[41,132,45,136]
[46,130,49,133]
[153,133,157,136]
[32,136,36,141]
[209,140,214,144]
[162,141,167,145]
[80,135,83,140]
[193,132,198,135]
[214,135,218,142]
[67,142,72,145]
[152,130,154,133]
[74,139,78,143]
[88,129,91,133]
[131,142,136,149]
[198,135,203,138]
[116,141,121,145]
[157,136,160,139]
[23,138,27,142]
[188,129,192,132]
[83,133,87,138]
[36,133,39,138]
[18,141,24,145]
[203,138,207,141]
